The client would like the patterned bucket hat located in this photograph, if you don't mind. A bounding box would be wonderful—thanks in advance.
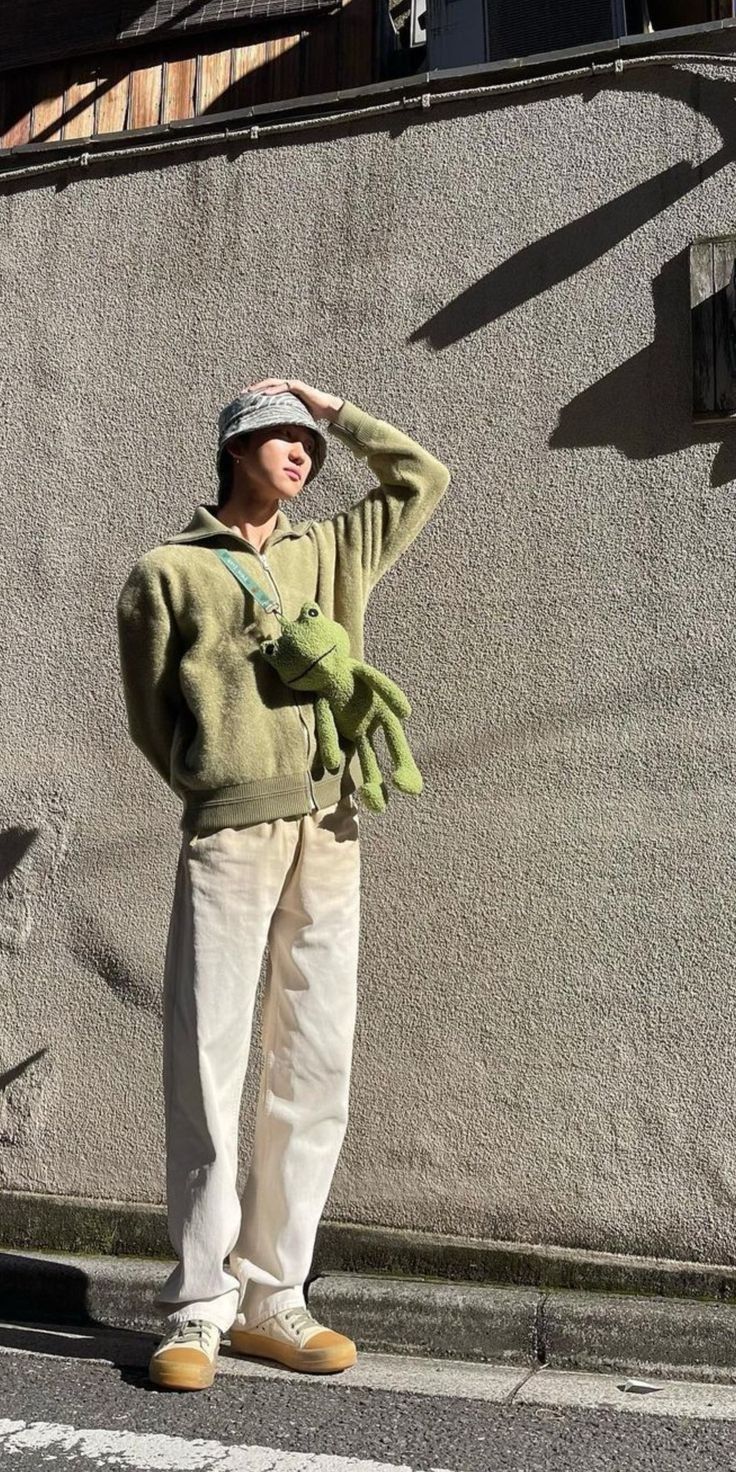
[217,389,328,490]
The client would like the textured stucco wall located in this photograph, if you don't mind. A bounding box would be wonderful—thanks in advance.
[3,34,736,1264]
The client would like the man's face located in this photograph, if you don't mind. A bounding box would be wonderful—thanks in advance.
[228,422,316,500]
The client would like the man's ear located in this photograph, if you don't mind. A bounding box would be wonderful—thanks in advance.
[227,433,251,463]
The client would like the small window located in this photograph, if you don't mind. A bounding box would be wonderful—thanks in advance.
[690,237,736,422]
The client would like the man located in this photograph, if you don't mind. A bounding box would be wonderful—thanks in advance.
[116,375,451,1391]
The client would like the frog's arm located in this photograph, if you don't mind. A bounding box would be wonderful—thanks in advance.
[314,695,342,772]
[352,661,411,718]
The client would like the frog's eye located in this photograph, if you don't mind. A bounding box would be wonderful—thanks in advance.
[262,640,278,656]
[306,606,319,618]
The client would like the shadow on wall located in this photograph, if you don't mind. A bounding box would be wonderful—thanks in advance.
[0,826,38,886]
[409,64,736,352]
[0,826,40,951]
[0,1051,47,1095]
[408,65,736,483]
[551,250,736,487]
[0,1050,50,1165]
[67,905,163,1017]
[0,793,72,952]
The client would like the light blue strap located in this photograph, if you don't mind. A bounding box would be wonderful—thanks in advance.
[215,548,280,615]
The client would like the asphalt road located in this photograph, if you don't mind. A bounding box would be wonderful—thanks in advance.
[3,1320,736,1470]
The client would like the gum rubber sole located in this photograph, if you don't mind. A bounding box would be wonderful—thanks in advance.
[228,1329,357,1374]
[148,1359,217,1391]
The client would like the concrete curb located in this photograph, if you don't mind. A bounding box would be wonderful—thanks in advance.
[2,1248,736,1385]
[311,1275,736,1384]
[5,1190,736,1304]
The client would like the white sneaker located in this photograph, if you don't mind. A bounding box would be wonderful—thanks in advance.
[149,1318,221,1390]
[229,1305,357,1374]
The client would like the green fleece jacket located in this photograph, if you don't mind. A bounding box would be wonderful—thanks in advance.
[116,399,451,836]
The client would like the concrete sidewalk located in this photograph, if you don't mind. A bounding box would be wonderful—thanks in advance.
[2,1247,736,1386]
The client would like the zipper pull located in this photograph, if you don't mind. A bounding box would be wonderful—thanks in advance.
[257,551,282,614]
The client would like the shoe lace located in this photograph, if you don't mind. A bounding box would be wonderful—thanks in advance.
[283,1307,319,1335]
[170,1319,218,1348]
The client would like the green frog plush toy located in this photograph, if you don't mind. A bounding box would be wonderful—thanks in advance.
[259,603,423,813]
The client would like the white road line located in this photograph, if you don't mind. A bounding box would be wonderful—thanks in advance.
[0,1421,452,1472]
[0,1323,90,1340]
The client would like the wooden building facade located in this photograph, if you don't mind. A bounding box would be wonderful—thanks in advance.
[0,0,411,153]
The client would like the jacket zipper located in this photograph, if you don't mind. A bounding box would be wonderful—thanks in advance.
[251,545,319,812]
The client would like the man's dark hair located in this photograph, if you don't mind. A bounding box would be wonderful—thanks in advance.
[216,433,249,507]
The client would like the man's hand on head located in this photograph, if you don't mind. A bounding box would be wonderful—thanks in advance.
[244,378,344,423]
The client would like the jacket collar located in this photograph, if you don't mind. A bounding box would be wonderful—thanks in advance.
[162,504,314,549]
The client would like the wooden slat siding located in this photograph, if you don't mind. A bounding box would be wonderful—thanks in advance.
[95,61,130,134]
[30,64,67,142]
[162,55,197,122]
[268,32,302,101]
[0,4,372,154]
[197,46,233,114]
[62,66,97,139]
[1,0,337,75]
[690,240,715,418]
[302,14,339,95]
[713,239,736,417]
[1,69,33,149]
[231,39,271,109]
[338,0,375,89]
[128,57,163,130]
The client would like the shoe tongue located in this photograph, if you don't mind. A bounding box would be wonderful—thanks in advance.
[179,1320,207,1342]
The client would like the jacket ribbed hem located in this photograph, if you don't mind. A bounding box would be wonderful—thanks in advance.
[178,748,363,836]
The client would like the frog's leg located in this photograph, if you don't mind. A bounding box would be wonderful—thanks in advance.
[356,724,387,812]
[380,708,423,795]
[352,661,411,719]
[314,696,341,772]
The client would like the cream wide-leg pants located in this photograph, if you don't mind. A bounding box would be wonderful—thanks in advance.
[155,794,361,1335]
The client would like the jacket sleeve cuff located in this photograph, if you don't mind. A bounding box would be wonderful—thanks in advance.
[326,399,374,446]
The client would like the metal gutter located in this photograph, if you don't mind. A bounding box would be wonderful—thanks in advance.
[1,19,735,185]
